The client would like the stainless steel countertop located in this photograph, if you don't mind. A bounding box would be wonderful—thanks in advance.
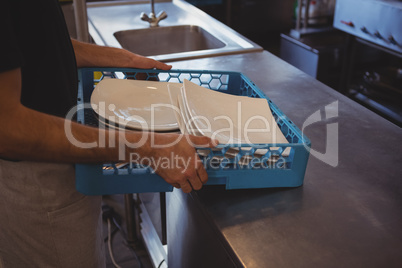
[168,51,402,267]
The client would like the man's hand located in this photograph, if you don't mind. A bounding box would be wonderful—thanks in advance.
[133,133,218,193]
[71,39,172,70]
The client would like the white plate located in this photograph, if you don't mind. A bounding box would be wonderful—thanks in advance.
[167,84,188,134]
[97,114,131,131]
[167,84,204,136]
[179,87,204,136]
[91,78,182,132]
[182,79,289,145]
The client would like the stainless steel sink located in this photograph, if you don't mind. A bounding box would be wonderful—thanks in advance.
[114,25,226,57]
[87,1,263,62]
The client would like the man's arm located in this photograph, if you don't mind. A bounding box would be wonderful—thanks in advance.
[0,67,215,193]
[71,39,172,70]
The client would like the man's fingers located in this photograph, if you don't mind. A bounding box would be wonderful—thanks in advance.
[196,164,208,184]
[180,181,193,193]
[186,155,208,191]
[172,183,181,188]
[151,59,172,70]
[150,133,214,194]
[187,172,203,191]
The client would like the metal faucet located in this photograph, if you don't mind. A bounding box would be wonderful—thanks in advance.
[140,0,167,27]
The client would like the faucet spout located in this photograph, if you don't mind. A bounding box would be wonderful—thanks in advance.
[151,0,155,15]
[141,0,167,27]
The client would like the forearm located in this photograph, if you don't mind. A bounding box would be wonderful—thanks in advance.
[72,39,132,68]
[0,104,150,163]
[0,101,216,192]
[0,64,211,192]
[71,39,171,70]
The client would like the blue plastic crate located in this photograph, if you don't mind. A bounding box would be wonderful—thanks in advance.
[75,68,311,195]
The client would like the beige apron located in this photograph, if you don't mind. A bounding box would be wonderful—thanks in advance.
[0,159,105,268]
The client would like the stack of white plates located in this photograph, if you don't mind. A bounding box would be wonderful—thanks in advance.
[90,78,182,132]
[168,79,289,145]
[90,78,289,162]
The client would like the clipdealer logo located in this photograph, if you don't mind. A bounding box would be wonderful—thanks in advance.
[302,100,339,167]
[128,152,289,172]
[64,101,281,156]
[63,100,339,168]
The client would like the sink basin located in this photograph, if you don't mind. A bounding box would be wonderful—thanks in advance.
[114,25,226,57]
[87,1,263,62]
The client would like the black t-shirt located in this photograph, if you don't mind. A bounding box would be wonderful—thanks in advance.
[0,0,78,118]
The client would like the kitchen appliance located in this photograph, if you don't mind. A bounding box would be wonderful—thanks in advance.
[333,0,402,126]
[280,30,346,91]
[297,0,336,26]
[282,1,345,90]
[333,0,402,54]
